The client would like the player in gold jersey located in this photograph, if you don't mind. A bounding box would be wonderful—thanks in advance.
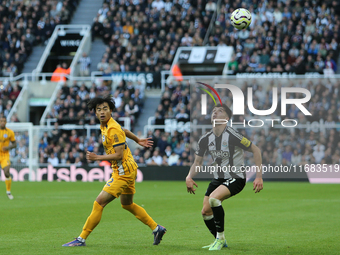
[63,96,166,247]
[0,116,17,200]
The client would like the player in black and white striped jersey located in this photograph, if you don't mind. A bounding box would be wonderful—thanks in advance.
[186,104,263,250]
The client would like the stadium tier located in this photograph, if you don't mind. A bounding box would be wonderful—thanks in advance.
[91,0,340,77]
[0,0,80,77]
[91,0,214,87]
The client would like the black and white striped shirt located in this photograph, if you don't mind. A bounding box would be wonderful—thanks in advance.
[78,57,91,71]
[195,126,252,179]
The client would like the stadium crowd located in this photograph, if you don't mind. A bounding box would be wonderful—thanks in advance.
[0,80,22,121]
[45,79,144,127]
[216,0,340,74]
[0,0,79,76]
[91,0,340,80]
[92,0,213,88]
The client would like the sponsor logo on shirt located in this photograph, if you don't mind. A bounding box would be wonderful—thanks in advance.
[210,150,229,158]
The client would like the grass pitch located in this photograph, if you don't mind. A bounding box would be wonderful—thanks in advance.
[1,181,339,255]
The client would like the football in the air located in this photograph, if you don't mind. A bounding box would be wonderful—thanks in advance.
[230,8,252,30]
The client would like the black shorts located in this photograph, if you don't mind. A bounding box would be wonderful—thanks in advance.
[205,178,246,197]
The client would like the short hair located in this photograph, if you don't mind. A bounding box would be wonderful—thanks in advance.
[87,95,116,112]
[213,104,232,119]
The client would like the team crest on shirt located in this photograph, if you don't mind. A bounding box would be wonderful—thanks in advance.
[3,134,8,138]
[102,135,105,142]
[222,140,228,147]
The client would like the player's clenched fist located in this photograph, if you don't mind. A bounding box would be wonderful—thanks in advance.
[86,151,97,161]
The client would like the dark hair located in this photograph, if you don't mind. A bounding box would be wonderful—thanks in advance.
[213,104,232,119]
[87,95,116,111]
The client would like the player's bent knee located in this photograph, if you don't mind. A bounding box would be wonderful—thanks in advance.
[96,194,115,207]
[120,194,134,205]
[201,207,213,216]
[3,167,10,177]
[209,197,221,207]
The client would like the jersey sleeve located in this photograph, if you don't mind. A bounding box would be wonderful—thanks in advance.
[228,128,252,150]
[195,135,208,157]
[107,127,126,148]
[9,130,16,142]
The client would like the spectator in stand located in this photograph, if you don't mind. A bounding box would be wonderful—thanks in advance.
[157,135,169,155]
[125,99,139,120]
[51,63,71,82]
[150,149,163,166]
[48,153,59,166]
[282,146,293,163]
[152,0,165,11]
[324,55,337,73]
[291,149,302,165]
[112,91,122,108]
[164,145,172,157]
[78,53,91,76]
[175,108,189,119]
[97,58,109,71]
[77,84,89,100]
[206,0,217,12]
[91,17,104,41]
[168,151,180,166]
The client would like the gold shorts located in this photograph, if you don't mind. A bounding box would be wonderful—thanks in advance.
[0,156,10,169]
[103,170,137,198]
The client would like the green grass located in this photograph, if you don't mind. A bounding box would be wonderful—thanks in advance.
[1,181,339,255]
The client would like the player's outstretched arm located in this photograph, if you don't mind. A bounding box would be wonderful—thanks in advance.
[247,143,263,193]
[185,155,203,195]
[87,145,124,161]
[122,128,153,148]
